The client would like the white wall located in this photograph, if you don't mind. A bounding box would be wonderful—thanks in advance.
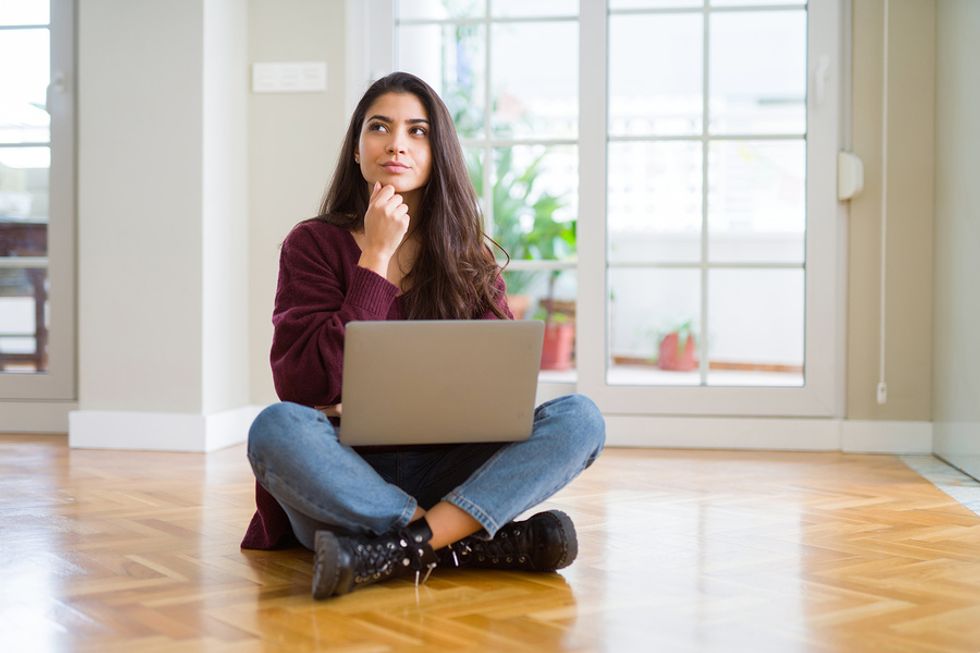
[247,0,348,406]
[848,0,935,421]
[932,0,980,478]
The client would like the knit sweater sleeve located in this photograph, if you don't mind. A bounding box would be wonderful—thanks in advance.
[270,223,398,407]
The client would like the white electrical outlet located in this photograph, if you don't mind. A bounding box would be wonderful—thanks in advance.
[876,381,888,405]
[252,62,327,93]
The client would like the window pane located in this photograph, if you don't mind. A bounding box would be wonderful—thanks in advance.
[491,22,577,139]
[0,29,50,144]
[709,10,806,135]
[396,0,485,20]
[0,265,48,373]
[463,145,487,212]
[492,0,577,17]
[611,0,702,8]
[608,268,701,386]
[492,146,577,262]
[707,140,804,263]
[707,269,803,387]
[0,147,49,222]
[608,141,702,264]
[0,1,49,26]
[398,24,486,139]
[609,13,702,137]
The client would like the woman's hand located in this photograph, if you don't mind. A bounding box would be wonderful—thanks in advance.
[359,181,409,277]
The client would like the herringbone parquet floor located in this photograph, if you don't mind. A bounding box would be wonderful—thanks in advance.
[2,434,980,652]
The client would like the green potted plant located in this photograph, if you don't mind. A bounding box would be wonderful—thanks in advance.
[451,54,576,357]
[466,148,575,323]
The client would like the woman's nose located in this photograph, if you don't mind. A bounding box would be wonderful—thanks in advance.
[386,141,403,154]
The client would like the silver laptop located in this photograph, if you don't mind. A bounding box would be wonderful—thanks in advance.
[339,320,544,446]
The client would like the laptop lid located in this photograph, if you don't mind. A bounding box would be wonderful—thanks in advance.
[339,320,544,446]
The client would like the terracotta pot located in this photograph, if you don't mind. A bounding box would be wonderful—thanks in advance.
[658,332,698,371]
[541,322,575,370]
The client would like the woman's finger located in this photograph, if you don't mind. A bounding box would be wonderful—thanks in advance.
[376,184,396,203]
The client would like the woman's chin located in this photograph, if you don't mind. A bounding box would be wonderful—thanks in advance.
[373,180,418,194]
[367,178,398,190]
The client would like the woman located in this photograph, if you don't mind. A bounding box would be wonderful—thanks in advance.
[244,72,605,600]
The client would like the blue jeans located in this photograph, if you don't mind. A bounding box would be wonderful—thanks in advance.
[247,394,606,550]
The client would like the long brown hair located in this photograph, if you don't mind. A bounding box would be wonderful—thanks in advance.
[316,72,508,320]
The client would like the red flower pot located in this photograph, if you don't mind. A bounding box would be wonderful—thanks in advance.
[658,332,698,371]
[541,323,575,370]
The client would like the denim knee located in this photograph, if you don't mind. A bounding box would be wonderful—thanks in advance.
[247,401,309,463]
[567,394,606,464]
[544,393,606,467]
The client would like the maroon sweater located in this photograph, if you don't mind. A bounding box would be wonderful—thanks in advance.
[241,219,513,549]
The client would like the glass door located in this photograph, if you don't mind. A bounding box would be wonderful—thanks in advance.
[0,0,75,400]
[577,0,843,417]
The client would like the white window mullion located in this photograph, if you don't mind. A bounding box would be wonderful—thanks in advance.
[575,0,609,401]
[483,4,493,241]
[803,0,846,417]
[699,3,711,385]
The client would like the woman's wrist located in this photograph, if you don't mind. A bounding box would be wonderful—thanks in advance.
[357,251,390,278]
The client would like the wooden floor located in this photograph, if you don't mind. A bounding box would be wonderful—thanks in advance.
[2,436,980,653]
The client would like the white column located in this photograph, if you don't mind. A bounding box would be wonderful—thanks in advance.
[72,0,256,451]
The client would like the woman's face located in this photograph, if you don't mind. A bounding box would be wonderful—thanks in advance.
[355,92,432,196]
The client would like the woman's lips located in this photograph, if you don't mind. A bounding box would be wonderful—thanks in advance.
[381,162,410,173]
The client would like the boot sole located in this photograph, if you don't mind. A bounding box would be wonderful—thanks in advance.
[312,530,341,600]
[541,509,578,570]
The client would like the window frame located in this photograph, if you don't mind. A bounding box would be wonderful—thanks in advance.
[0,0,76,401]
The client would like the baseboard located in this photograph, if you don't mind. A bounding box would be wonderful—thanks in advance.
[840,420,933,454]
[205,405,264,451]
[605,416,841,451]
[606,416,934,453]
[0,400,78,433]
[38,404,934,455]
[68,404,263,452]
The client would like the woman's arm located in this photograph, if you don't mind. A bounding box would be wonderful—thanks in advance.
[270,224,398,407]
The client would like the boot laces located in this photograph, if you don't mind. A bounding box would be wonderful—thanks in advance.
[350,539,405,585]
[452,525,533,568]
[351,534,436,587]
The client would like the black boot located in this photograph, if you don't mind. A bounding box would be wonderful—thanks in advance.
[312,519,438,599]
[442,510,578,572]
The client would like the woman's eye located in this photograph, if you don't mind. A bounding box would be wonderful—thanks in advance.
[368,123,388,133]
[410,127,427,136]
